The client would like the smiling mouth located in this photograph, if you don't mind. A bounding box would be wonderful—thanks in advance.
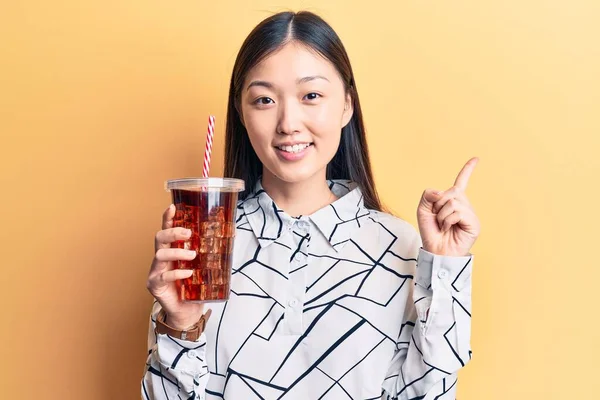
[275,143,313,154]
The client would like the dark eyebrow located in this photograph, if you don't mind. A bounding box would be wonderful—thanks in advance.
[246,80,273,91]
[246,75,330,91]
[297,75,330,84]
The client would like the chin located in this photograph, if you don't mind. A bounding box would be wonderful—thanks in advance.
[266,163,324,185]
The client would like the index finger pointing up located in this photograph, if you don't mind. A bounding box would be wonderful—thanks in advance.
[453,157,479,190]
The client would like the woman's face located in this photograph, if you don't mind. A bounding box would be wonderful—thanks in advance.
[239,41,353,185]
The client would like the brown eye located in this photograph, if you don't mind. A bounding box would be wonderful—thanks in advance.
[254,97,274,105]
[304,93,321,101]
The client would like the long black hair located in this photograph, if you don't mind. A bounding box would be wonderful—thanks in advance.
[224,11,383,211]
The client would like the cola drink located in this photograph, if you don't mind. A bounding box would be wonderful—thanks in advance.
[166,178,244,302]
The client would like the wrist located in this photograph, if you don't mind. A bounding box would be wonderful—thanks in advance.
[421,246,470,257]
[166,311,204,331]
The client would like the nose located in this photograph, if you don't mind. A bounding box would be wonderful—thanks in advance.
[276,98,302,135]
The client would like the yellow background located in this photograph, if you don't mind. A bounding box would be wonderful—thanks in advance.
[1,1,598,399]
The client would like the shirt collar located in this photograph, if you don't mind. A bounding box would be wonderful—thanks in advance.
[242,179,370,251]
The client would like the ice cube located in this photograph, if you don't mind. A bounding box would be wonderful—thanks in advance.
[221,222,235,238]
[211,238,223,253]
[201,268,225,285]
[183,205,196,223]
[199,237,232,254]
[199,237,213,253]
[174,207,185,223]
[199,284,209,300]
[190,235,199,252]
[199,238,219,253]
[208,206,225,222]
[201,221,222,237]
[207,255,222,269]
[219,238,233,254]
[203,253,222,267]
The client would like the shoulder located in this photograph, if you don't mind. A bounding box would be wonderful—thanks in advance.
[368,209,421,247]
[366,209,423,263]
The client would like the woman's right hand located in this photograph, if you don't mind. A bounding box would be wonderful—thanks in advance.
[147,204,204,330]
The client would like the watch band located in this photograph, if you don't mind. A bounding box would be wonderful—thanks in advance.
[155,308,212,341]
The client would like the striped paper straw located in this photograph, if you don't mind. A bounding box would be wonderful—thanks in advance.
[203,115,215,178]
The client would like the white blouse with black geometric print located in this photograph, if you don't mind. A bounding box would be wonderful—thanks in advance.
[142,180,474,400]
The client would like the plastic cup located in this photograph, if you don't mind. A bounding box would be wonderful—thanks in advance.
[165,178,244,302]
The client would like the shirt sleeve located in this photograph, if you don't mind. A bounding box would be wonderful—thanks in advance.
[381,234,474,399]
[141,301,210,400]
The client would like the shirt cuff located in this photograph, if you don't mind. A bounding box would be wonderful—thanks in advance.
[415,248,473,292]
[156,332,207,373]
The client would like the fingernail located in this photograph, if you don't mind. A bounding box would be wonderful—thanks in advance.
[183,229,192,236]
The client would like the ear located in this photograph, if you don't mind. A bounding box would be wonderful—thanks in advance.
[341,93,354,128]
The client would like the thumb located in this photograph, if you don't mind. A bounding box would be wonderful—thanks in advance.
[420,189,443,208]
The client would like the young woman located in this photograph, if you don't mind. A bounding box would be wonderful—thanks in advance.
[143,11,480,400]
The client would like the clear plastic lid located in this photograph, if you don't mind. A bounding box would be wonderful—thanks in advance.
[165,178,245,192]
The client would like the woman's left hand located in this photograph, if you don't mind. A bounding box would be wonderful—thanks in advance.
[417,157,481,257]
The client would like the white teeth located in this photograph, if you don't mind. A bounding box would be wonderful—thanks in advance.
[278,143,311,153]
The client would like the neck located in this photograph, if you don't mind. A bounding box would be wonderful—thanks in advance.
[261,169,337,217]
